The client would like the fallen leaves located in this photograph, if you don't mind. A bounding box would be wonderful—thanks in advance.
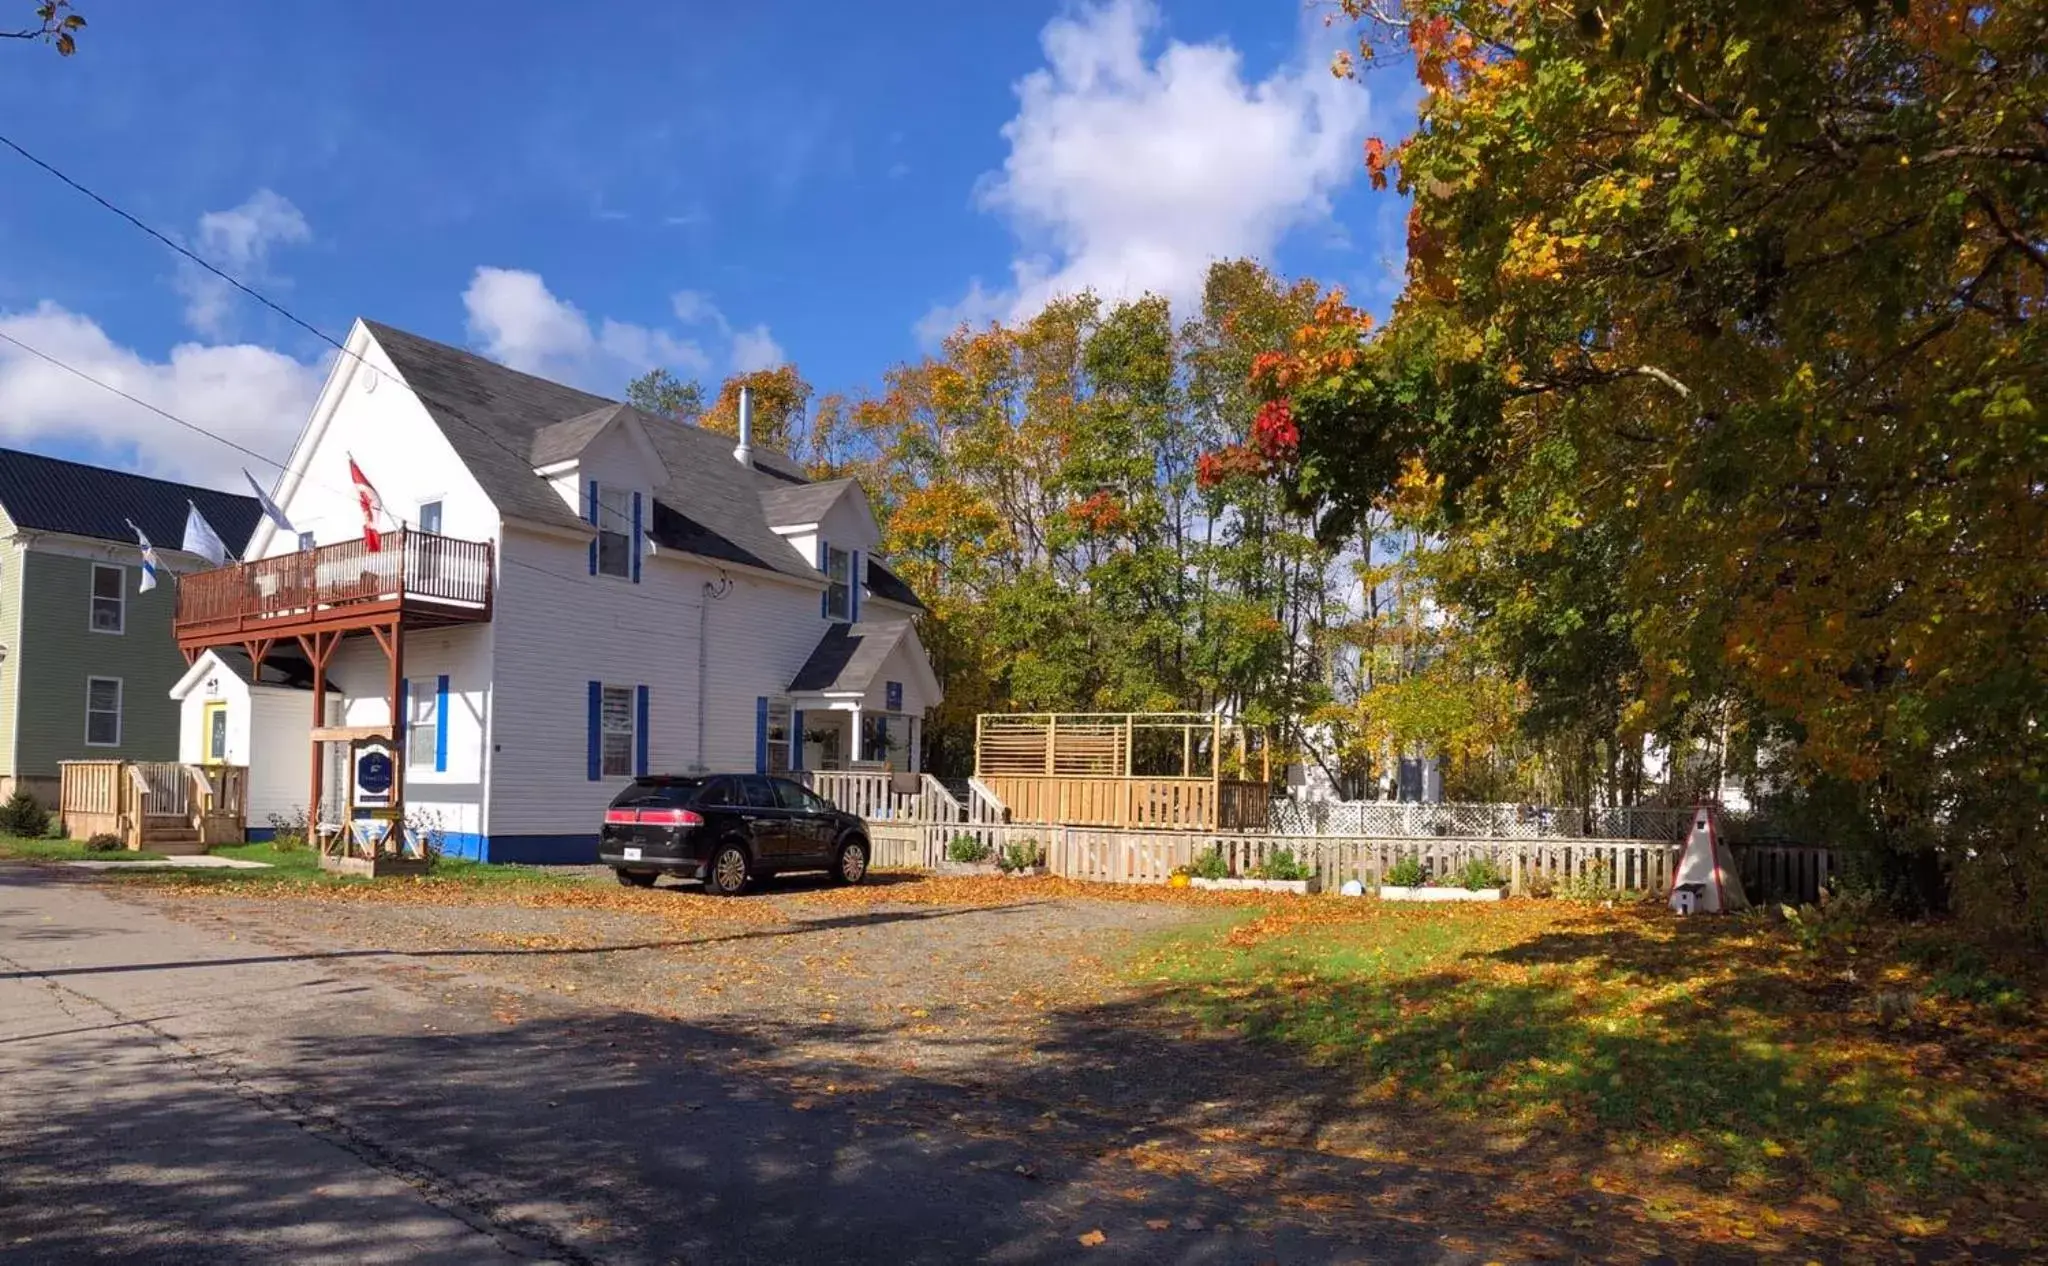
[1076,1229,1106,1247]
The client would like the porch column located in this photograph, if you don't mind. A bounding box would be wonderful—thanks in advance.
[849,705,864,763]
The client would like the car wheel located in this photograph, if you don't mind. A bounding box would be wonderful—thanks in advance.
[706,842,752,896]
[834,838,869,885]
[615,868,657,888]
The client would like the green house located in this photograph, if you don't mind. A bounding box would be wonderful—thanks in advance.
[0,449,260,807]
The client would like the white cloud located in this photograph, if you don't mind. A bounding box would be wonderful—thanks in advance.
[0,302,324,490]
[729,324,785,373]
[926,0,1372,338]
[462,269,786,392]
[462,267,715,389]
[177,189,312,337]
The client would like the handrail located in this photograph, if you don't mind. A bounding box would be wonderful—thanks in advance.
[174,529,493,633]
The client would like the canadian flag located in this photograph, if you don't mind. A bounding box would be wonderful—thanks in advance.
[348,455,385,552]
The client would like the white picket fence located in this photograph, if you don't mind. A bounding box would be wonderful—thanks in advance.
[805,771,965,823]
[1268,799,1698,841]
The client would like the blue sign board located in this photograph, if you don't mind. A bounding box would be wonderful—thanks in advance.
[885,680,903,712]
[357,748,394,797]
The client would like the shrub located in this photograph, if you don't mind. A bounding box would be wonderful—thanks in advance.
[1252,848,1313,882]
[1555,857,1617,902]
[1190,847,1230,880]
[1386,857,1426,888]
[947,834,993,864]
[85,832,123,852]
[1456,857,1505,890]
[265,808,311,852]
[997,839,1042,872]
[0,789,49,838]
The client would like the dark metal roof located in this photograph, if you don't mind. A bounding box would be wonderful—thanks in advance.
[865,557,925,611]
[362,321,817,582]
[0,447,263,553]
[787,621,912,694]
[209,645,316,690]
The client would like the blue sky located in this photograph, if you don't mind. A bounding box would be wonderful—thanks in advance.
[0,0,1411,489]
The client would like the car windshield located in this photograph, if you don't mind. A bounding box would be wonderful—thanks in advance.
[609,779,706,809]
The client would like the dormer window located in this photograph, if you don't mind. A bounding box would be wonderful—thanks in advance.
[596,484,632,578]
[825,545,851,620]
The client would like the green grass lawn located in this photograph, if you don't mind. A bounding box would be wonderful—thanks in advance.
[0,835,166,862]
[1,834,595,891]
[1132,898,2048,1250]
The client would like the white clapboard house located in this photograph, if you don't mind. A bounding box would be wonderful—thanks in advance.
[171,319,939,862]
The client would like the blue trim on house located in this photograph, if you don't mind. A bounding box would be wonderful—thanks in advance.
[635,684,650,776]
[244,826,277,843]
[755,696,769,774]
[587,479,599,575]
[397,678,410,763]
[587,680,602,780]
[435,675,449,772]
[631,491,643,583]
[817,537,828,618]
[439,832,601,865]
[850,549,861,621]
[791,708,804,771]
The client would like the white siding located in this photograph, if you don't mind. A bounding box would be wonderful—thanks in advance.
[324,624,491,841]
[246,688,314,826]
[174,662,249,765]
[485,525,832,837]
[256,332,495,558]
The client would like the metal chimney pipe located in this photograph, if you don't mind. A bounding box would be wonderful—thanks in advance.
[733,386,754,467]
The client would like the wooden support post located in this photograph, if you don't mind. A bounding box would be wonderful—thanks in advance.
[1123,715,1134,780]
[1045,714,1057,776]
[384,619,405,856]
[1181,724,1192,780]
[299,631,333,841]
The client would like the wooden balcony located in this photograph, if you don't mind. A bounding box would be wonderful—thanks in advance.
[174,530,493,653]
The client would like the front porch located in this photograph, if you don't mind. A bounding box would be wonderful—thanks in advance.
[58,760,247,853]
[173,530,494,874]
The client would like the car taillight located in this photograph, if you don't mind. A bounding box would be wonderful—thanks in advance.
[635,808,704,827]
[604,809,638,825]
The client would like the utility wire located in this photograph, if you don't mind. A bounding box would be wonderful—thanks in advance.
[0,128,664,539]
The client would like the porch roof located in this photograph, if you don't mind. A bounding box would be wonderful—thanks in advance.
[787,621,910,695]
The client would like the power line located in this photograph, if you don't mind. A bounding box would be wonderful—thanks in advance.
[0,324,696,601]
[0,128,651,538]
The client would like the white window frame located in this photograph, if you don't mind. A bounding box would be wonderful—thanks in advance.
[406,680,439,771]
[85,676,122,747]
[600,683,635,778]
[766,699,792,775]
[596,484,633,579]
[89,563,125,635]
[824,546,851,621]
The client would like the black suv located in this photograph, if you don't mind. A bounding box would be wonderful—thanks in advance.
[598,773,871,895]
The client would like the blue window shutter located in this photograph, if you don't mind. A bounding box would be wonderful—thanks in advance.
[631,492,643,584]
[586,480,599,575]
[755,696,769,774]
[790,709,804,771]
[396,679,410,756]
[434,675,450,773]
[850,550,861,622]
[635,685,650,776]
[587,681,602,780]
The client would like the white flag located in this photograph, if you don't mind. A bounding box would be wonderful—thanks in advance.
[242,469,296,536]
[127,520,160,593]
[182,502,228,566]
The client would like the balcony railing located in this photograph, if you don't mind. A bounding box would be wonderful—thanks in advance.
[175,530,493,639]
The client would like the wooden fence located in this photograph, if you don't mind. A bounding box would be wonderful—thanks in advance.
[867,820,1836,903]
[805,771,964,823]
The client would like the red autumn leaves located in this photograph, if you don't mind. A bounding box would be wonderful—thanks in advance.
[1196,398,1298,490]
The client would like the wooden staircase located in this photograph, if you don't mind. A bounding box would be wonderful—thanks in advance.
[58,761,248,852]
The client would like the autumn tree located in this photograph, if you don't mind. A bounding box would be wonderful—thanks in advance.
[1271,0,2047,929]
[698,365,815,459]
[5,1,83,54]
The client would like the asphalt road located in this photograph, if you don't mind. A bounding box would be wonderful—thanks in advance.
[0,866,1499,1265]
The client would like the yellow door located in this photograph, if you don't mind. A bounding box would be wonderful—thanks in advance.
[202,701,229,766]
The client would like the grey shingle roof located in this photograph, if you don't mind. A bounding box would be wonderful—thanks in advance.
[787,621,911,693]
[0,447,263,554]
[759,478,854,527]
[362,321,817,582]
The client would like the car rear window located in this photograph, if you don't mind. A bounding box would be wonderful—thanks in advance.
[740,776,777,809]
[609,779,705,809]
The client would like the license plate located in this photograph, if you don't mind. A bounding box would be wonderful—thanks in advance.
[622,847,642,861]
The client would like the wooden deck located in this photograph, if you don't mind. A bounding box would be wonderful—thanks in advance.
[174,530,492,653]
[59,760,247,852]
[974,712,1273,830]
